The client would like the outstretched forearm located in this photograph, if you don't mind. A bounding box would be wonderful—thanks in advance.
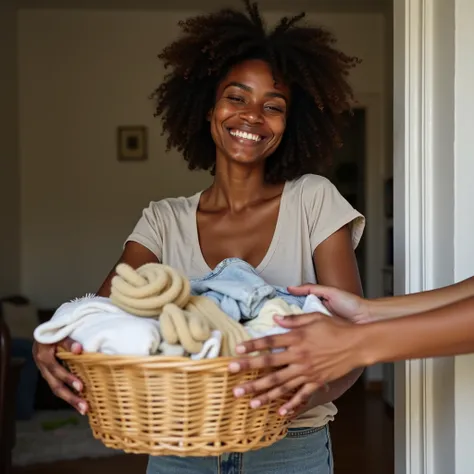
[362,295,474,364]
[368,276,474,320]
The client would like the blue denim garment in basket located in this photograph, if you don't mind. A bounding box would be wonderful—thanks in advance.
[189,258,306,322]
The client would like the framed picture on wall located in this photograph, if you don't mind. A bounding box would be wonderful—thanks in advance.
[117,125,148,161]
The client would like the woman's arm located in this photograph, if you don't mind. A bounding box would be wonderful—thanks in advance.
[305,224,364,407]
[32,241,158,414]
[231,225,363,414]
[286,276,474,324]
[96,242,159,296]
[362,295,474,364]
[229,295,474,415]
[368,276,474,320]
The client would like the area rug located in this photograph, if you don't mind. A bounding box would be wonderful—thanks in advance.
[12,409,122,466]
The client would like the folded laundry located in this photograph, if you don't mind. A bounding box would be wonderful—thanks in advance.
[245,298,304,334]
[33,294,162,356]
[110,262,190,317]
[34,262,327,359]
[244,294,332,340]
[158,341,187,357]
[190,258,307,322]
[107,262,249,356]
[190,330,223,361]
[160,303,211,353]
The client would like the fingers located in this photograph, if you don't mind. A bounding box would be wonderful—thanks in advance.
[274,313,325,329]
[235,332,295,355]
[247,375,308,409]
[233,365,299,401]
[229,350,293,374]
[59,336,83,354]
[279,382,320,415]
[34,342,87,414]
[287,283,333,298]
[39,367,88,414]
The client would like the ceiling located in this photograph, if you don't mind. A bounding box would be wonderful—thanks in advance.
[16,0,391,13]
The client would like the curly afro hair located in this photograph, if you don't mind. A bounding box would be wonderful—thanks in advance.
[151,0,360,183]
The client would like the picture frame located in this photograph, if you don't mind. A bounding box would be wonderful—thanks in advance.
[117,126,148,161]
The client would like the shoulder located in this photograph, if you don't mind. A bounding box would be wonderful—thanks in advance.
[140,192,201,221]
[286,174,365,250]
[285,173,340,203]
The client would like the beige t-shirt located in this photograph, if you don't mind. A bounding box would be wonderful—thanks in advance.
[125,173,365,428]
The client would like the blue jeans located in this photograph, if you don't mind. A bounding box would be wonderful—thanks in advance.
[190,258,306,322]
[146,425,333,474]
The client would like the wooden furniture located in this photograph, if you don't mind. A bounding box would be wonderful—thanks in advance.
[0,317,24,474]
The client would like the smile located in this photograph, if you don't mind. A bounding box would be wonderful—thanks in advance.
[228,129,263,143]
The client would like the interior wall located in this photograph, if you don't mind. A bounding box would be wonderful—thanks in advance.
[18,8,387,308]
[0,1,21,298]
[454,1,474,473]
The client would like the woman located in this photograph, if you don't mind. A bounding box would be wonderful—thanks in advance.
[33,1,365,472]
[230,277,474,415]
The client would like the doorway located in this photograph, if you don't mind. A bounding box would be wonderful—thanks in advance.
[329,108,367,291]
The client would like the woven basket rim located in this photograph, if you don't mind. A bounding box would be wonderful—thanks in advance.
[56,349,249,370]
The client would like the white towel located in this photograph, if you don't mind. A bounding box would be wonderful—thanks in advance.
[301,294,332,317]
[190,330,223,360]
[33,294,162,356]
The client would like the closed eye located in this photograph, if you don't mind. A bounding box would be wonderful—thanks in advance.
[266,105,284,113]
[227,95,245,103]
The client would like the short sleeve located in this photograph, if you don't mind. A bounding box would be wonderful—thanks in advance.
[302,175,366,252]
[124,201,164,261]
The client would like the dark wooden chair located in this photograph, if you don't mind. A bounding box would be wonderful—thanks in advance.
[0,302,25,474]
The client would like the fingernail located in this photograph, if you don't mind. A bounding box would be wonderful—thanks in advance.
[71,342,81,352]
[73,381,82,392]
[78,402,87,415]
[250,399,261,409]
[233,387,245,397]
[279,408,287,416]
[228,362,240,373]
[235,345,245,354]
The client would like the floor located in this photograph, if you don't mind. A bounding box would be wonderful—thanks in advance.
[13,380,394,474]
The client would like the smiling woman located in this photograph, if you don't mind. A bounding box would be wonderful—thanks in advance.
[32,1,365,473]
[211,60,289,167]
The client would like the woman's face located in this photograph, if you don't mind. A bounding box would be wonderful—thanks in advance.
[210,59,290,167]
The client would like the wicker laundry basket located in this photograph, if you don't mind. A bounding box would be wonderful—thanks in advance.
[57,351,292,457]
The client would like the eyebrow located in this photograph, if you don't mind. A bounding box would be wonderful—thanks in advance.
[224,81,288,102]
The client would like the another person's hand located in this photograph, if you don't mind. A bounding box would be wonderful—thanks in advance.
[33,338,88,415]
[229,312,368,415]
[288,283,373,323]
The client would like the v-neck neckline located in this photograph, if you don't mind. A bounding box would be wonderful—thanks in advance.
[190,181,288,274]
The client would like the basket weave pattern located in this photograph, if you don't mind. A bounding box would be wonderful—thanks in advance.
[58,352,292,457]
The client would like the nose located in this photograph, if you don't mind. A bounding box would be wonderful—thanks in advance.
[239,104,264,124]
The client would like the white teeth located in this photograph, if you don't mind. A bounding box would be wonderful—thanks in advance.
[229,129,262,142]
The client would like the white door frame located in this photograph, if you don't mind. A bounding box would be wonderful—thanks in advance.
[394,0,456,473]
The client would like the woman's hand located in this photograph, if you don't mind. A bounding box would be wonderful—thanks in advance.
[229,312,369,415]
[33,338,88,415]
[288,283,373,323]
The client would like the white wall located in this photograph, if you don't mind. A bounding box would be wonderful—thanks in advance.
[18,9,387,308]
[0,1,21,297]
[454,1,474,473]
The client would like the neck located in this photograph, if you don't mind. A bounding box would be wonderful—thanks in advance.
[207,159,269,212]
